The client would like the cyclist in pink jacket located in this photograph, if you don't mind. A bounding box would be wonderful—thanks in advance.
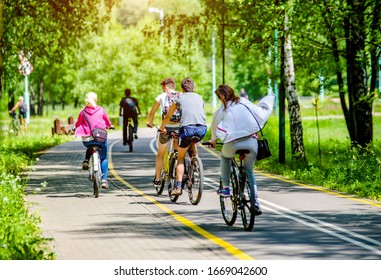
[75,92,114,189]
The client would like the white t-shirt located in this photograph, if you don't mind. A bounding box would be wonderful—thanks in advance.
[155,92,180,128]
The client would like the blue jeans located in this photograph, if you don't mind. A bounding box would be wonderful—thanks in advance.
[83,140,109,180]
[178,125,207,148]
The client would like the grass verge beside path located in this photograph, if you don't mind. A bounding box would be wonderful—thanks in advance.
[0,133,70,260]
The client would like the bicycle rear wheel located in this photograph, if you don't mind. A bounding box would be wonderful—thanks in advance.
[220,164,238,226]
[128,125,133,152]
[168,156,179,202]
[92,153,102,198]
[188,156,203,205]
[240,172,255,231]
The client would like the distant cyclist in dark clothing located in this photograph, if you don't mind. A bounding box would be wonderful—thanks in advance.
[119,88,140,145]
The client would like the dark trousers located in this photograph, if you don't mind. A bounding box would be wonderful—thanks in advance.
[123,116,138,144]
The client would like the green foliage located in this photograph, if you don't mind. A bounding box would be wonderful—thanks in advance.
[256,109,381,201]
[0,173,54,259]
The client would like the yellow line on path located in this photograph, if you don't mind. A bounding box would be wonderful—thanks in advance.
[108,140,254,260]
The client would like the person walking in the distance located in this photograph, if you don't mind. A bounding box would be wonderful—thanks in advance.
[119,88,140,145]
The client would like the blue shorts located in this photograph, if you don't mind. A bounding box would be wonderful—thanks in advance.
[178,125,207,148]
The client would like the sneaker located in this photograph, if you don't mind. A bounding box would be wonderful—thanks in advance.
[82,160,89,170]
[171,187,182,195]
[134,134,138,139]
[217,187,230,197]
[101,180,108,189]
[255,205,262,216]
[153,179,161,189]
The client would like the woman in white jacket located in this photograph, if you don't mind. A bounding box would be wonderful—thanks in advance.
[208,85,275,215]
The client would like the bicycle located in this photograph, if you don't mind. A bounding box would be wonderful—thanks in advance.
[88,145,102,198]
[202,142,257,231]
[74,126,114,198]
[124,117,134,152]
[8,112,21,136]
[156,128,204,205]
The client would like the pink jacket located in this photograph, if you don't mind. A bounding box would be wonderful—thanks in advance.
[75,106,112,137]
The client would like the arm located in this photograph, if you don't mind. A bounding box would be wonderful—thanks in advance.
[211,107,224,141]
[9,101,20,113]
[119,99,123,116]
[146,101,160,127]
[159,103,177,131]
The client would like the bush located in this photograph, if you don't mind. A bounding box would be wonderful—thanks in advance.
[0,173,54,259]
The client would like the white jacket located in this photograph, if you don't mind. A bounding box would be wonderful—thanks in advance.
[211,94,275,143]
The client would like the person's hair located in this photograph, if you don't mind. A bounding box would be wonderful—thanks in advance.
[125,88,131,97]
[215,84,240,109]
[85,92,97,108]
[161,77,176,90]
[18,96,24,102]
[181,77,194,92]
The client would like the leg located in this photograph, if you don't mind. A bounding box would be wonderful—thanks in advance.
[132,115,138,135]
[98,140,108,181]
[174,146,187,194]
[155,141,168,181]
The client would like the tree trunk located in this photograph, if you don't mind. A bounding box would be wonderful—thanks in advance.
[284,13,306,160]
[344,1,373,147]
[0,0,4,98]
[37,81,44,116]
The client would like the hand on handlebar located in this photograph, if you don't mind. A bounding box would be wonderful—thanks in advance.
[202,140,218,148]
[107,126,115,130]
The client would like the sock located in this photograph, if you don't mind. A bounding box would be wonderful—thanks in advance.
[176,181,182,189]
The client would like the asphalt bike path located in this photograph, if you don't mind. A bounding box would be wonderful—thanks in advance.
[26,128,381,260]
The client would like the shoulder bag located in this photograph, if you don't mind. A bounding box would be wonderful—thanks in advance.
[240,103,271,160]
[83,111,107,142]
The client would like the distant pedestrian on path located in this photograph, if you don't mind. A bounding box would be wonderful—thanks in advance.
[74,92,114,189]
[119,88,140,145]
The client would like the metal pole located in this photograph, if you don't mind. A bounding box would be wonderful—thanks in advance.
[24,75,30,124]
[274,28,279,115]
[212,31,217,109]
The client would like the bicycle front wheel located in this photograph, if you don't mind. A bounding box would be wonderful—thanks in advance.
[188,156,203,205]
[240,172,255,231]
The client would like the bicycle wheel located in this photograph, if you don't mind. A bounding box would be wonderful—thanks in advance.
[187,156,203,205]
[220,164,238,226]
[92,153,102,198]
[240,171,255,231]
[8,119,19,136]
[128,125,133,152]
[168,155,179,202]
